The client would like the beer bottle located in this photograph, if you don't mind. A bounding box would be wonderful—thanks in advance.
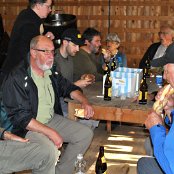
[138,76,148,105]
[104,71,112,101]
[145,56,151,78]
[95,146,107,174]
[110,57,117,71]
[140,69,146,84]
[104,61,110,75]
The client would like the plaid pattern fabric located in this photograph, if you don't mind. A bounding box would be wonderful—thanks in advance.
[103,67,142,98]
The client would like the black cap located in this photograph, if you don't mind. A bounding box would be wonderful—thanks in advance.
[151,43,174,67]
[62,28,84,46]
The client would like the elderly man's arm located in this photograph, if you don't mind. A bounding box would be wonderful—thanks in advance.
[145,111,173,174]
[26,118,63,149]
[54,72,94,118]
[163,110,174,173]
[70,90,94,119]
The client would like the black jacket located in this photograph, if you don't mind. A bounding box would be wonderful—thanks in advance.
[2,8,43,72]
[139,42,161,69]
[2,63,81,137]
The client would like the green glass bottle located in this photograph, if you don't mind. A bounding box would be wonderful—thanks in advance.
[145,56,151,78]
[138,76,148,104]
[104,70,112,101]
[95,146,107,174]
[110,57,117,71]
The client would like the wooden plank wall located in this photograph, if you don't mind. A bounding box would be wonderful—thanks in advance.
[0,0,174,67]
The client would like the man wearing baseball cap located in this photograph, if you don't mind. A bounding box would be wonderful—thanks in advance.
[54,28,95,118]
[137,42,174,174]
[61,28,84,46]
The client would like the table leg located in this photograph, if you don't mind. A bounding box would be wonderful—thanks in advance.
[68,102,76,120]
[107,121,111,133]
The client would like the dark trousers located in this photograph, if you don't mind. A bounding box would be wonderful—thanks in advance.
[137,157,165,174]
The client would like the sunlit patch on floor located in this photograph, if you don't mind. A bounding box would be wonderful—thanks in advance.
[105,145,133,152]
[105,153,146,162]
[108,135,134,141]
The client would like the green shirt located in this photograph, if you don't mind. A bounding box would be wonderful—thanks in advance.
[31,69,55,124]
[73,49,103,82]
[54,49,74,82]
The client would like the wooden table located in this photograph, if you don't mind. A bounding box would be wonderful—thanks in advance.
[67,81,158,132]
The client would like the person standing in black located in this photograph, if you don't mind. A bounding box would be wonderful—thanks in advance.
[2,0,54,72]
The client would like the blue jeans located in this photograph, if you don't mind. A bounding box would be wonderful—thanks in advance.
[137,157,165,174]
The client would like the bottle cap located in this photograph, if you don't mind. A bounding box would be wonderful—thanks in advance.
[100,146,104,150]
[77,154,83,160]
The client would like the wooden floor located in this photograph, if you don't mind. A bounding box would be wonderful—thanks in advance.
[16,122,149,174]
[85,122,149,174]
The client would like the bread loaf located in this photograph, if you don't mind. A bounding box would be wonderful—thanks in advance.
[84,74,94,80]
[102,48,107,54]
[153,84,174,115]
[74,109,85,118]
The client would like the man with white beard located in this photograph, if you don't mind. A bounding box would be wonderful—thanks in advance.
[1,35,94,174]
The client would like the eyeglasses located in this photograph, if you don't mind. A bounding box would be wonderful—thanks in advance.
[40,3,52,10]
[32,48,55,55]
[158,31,170,35]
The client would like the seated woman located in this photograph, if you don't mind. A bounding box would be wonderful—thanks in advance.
[101,33,127,71]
